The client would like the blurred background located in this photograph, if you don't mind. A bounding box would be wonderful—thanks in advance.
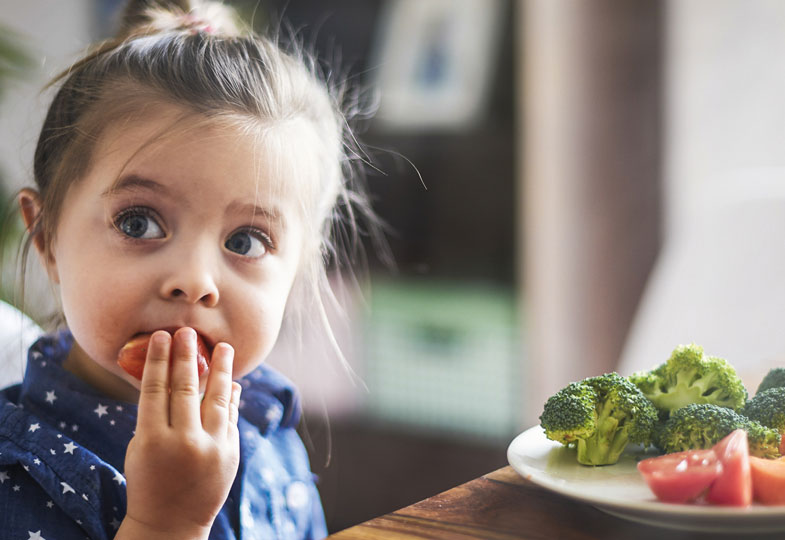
[3,0,785,534]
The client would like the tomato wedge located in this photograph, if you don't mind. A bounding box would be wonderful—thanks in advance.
[637,449,722,503]
[117,332,211,380]
[707,429,752,506]
[750,456,785,505]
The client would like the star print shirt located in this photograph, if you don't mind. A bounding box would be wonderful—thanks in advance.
[0,331,327,540]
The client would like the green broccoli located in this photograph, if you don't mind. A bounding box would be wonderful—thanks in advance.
[656,403,781,459]
[629,344,748,417]
[756,367,785,394]
[539,372,658,466]
[743,387,785,434]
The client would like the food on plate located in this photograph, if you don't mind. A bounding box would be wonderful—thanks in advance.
[706,429,752,506]
[639,430,753,506]
[756,367,785,394]
[749,455,785,505]
[655,403,781,459]
[628,344,748,418]
[538,342,785,474]
[743,387,785,455]
[117,332,211,380]
[539,372,658,466]
[637,448,722,503]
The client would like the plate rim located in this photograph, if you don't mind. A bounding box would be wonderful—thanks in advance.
[507,425,785,532]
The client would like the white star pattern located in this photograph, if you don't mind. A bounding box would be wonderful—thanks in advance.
[266,406,281,423]
[286,481,310,510]
[45,391,57,404]
[240,500,255,529]
[49,449,56,455]
[71,424,79,432]
[46,500,53,508]
[0,470,9,484]
[23,465,29,472]
[81,493,89,501]
[113,472,125,485]
[94,404,108,418]
[110,518,121,529]
[33,458,41,465]
[28,423,40,433]
[110,420,116,426]
[58,422,66,430]
[12,484,20,492]
[261,468,275,484]
[60,482,75,495]
[63,442,77,454]
[28,531,45,540]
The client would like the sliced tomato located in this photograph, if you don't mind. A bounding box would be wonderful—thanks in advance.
[750,456,785,505]
[707,429,752,506]
[117,332,211,380]
[637,449,722,503]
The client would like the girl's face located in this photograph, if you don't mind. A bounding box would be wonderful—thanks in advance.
[36,105,305,401]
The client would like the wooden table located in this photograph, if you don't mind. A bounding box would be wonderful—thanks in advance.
[328,466,784,539]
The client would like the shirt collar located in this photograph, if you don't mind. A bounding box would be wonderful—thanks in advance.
[236,363,301,435]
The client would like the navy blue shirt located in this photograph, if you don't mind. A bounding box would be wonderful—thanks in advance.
[0,331,327,539]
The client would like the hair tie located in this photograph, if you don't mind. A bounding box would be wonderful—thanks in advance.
[126,2,242,39]
[179,13,215,35]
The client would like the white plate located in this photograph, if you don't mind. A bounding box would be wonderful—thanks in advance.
[507,426,785,533]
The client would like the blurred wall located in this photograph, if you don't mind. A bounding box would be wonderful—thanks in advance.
[664,0,785,237]
[618,0,785,384]
[0,2,93,322]
[0,2,92,194]
[520,0,662,424]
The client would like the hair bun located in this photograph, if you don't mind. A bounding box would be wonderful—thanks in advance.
[119,0,242,38]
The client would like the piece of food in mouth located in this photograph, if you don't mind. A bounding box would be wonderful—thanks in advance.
[117,332,211,380]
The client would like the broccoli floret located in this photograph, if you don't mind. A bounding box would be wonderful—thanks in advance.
[629,344,748,417]
[656,403,781,459]
[743,387,785,433]
[745,420,783,460]
[756,367,785,395]
[539,372,658,466]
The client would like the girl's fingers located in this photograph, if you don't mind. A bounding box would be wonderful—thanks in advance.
[137,331,172,428]
[228,382,241,433]
[168,327,201,430]
[201,343,236,435]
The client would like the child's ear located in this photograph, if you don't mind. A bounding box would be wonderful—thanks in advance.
[18,188,59,284]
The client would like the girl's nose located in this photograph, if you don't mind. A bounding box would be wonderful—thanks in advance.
[159,251,220,307]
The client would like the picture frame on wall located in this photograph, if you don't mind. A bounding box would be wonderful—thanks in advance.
[370,0,504,132]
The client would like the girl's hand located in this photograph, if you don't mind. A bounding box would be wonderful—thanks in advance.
[116,328,241,540]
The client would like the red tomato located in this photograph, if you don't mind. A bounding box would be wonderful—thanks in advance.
[117,332,211,380]
[637,449,722,503]
[707,429,752,506]
[750,456,785,505]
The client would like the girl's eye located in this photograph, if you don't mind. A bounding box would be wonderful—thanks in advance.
[114,208,164,239]
[225,229,270,258]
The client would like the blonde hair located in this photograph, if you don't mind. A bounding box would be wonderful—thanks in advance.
[24,0,379,371]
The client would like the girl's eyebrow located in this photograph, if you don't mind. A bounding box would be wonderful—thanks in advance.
[226,200,282,225]
[102,174,171,198]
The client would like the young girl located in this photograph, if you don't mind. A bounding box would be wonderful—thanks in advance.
[0,1,372,538]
